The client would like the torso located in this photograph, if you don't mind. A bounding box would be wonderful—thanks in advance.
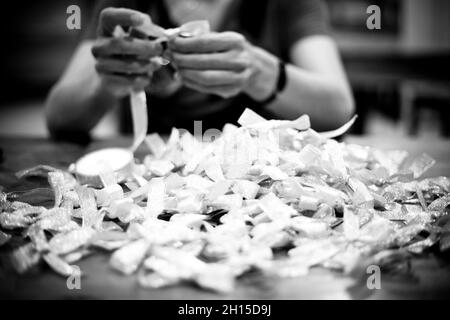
[163,0,235,31]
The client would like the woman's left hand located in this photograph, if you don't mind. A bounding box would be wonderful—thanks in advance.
[169,31,279,100]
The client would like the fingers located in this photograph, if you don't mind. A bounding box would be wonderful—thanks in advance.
[183,79,242,99]
[172,51,250,71]
[95,58,156,76]
[179,69,252,98]
[170,32,246,54]
[179,69,251,87]
[98,7,150,36]
[92,38,164,60]
[169,31,254,98]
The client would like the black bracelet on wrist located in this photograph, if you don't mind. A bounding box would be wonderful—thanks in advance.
[260,59,287,106]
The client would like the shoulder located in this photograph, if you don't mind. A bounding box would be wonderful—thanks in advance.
[274,0,329,40]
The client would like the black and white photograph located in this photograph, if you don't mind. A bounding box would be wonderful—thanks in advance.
[0,0,449,305]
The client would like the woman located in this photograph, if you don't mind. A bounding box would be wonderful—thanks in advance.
[46,0,354,140]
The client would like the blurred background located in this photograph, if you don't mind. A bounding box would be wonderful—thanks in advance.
[0,0,449,138]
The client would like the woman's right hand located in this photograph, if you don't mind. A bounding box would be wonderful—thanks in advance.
[91,8,164,98]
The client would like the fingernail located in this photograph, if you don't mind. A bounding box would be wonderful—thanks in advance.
[179,32,194,38]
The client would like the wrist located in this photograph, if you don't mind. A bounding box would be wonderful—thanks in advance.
[244,45,279,102]
[91,74,124,113]
[94,73,124,99]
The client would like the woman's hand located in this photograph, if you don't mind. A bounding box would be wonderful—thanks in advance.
[170,31,279,101]
[91,8,165,98]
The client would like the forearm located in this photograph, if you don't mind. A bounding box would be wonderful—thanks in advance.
[46,72,119,136]
[245,37,354,131]
[45,8,174,138]
[266,64,354,131]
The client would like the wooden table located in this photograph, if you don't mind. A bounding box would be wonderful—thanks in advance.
[1,136,450,300]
